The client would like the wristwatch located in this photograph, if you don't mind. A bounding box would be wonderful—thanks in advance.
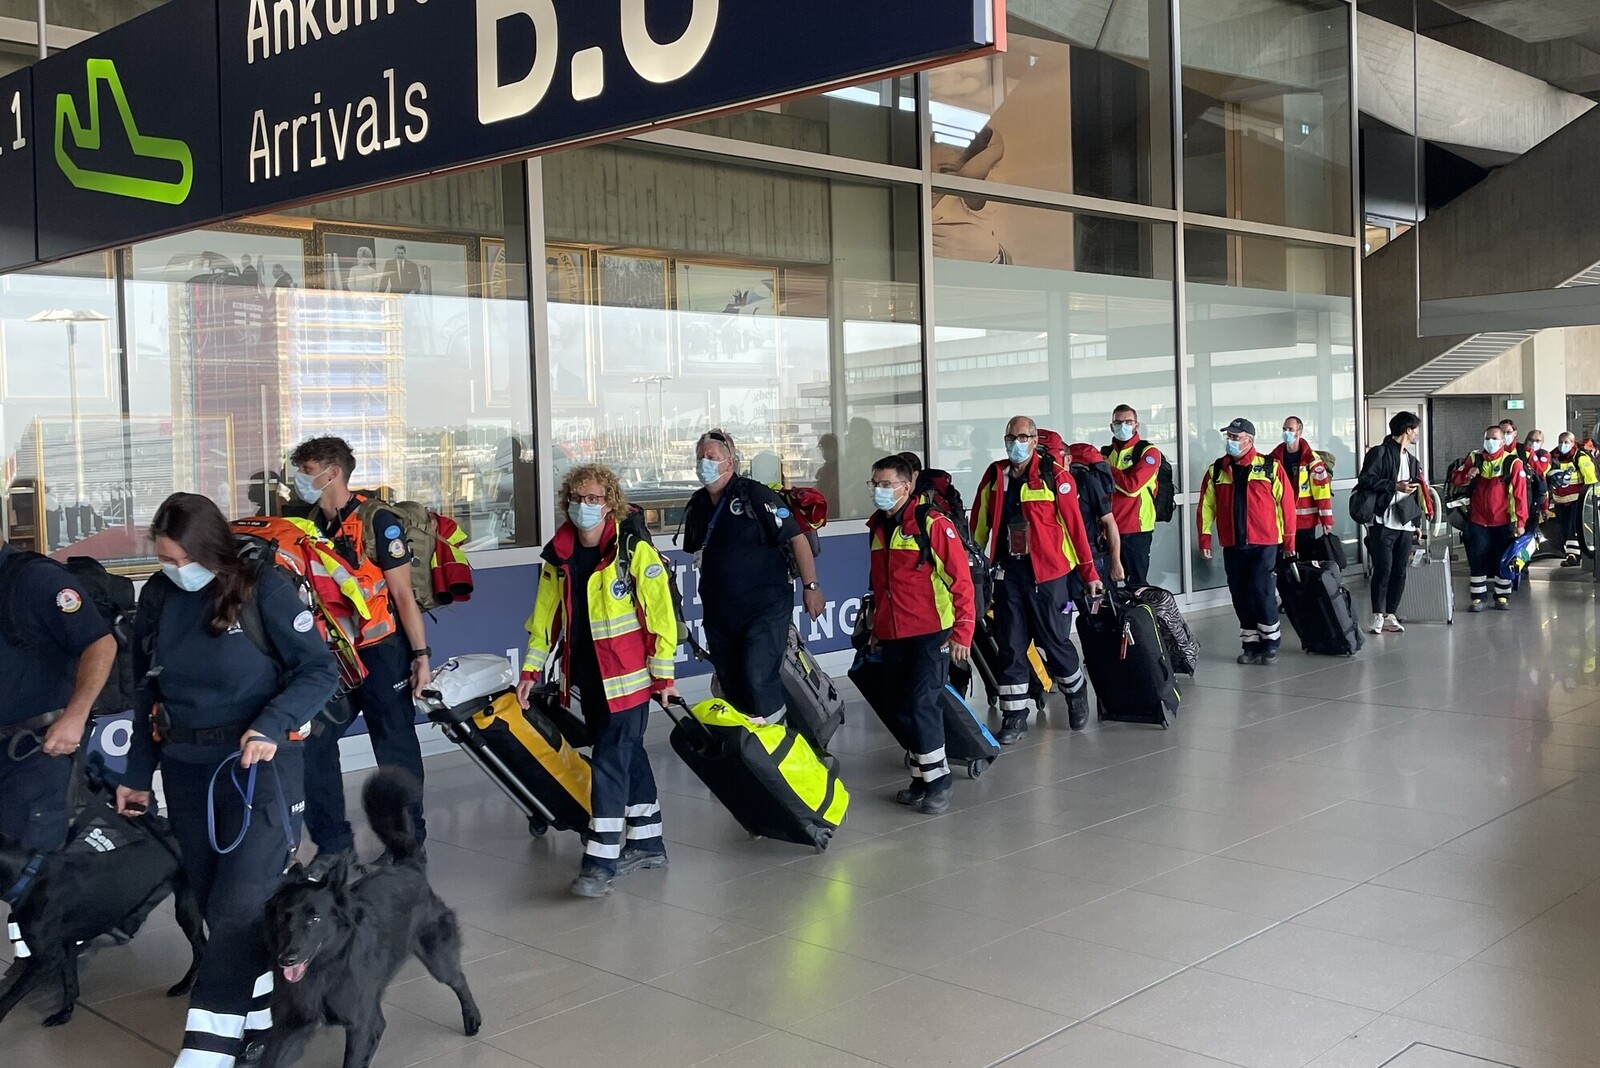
[802,582,821,591]
[408,646,433,662]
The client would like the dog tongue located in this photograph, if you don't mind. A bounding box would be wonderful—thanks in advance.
[281,962,308,984]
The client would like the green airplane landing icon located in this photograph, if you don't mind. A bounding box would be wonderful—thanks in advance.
[54,58,192,205]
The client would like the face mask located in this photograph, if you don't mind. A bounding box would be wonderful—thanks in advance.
[872,486,902,513]
[1225,438,1245,458]
[1111,422,1136,443]
[1282,430,1298,446]
[1007,440,1033,465]
[293,470,326,505]
[568,502,604,531]
[696,458,724,486]
[1483,439,1503,455]
[1529,441,1543,451]
[1560,442,1575,455]
[161,561,216,593]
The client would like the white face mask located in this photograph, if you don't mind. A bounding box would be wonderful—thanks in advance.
[293,470,329,505]
[161,561,216,593]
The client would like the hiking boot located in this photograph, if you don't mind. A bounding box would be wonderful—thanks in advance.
[1258,648,1280,666]
[1494,597,1511,611]
[894,781,928,806]
[1469,599,1486,613]
[616,848,668,876]
[1066,688,1090,731]
[1383,614,1406,633]
[920,787,952,815]
[1235,648,1262,665]
[996,714,1028,746]
[569,869,614,898]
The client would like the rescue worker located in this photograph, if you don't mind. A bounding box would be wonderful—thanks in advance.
[0,537,116,969]
[1449,425,1529,612]
[1270,416,1335,558]
[290,436,432,868]
[1549,430,1598,565]
[866,455,975,815]
[971,416,1103,744]
[516,465,677,898]
[1524,430,1552,533]
[116,493,338,1068]
[1357,411,1430,635]
[1198,419,1295,665]
[1104,405,1162,586]
[681,430,822,723]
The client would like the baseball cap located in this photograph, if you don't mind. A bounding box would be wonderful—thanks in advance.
[1220,418,1256,437]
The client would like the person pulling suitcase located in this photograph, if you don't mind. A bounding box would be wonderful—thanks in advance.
[1198,419,1295,665]
[1448,426,1529,612]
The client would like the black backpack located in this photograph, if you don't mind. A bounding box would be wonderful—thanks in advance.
[908,501,992,614]
[1131,442,1176,523]
[0,553,138,715]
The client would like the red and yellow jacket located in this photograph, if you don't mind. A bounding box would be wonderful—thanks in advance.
[867,505,976,646]
[1198,449,1295,553]
[1104,437,1161,534]
[325,498,398,647]
[1268,440,1334,534]
[1550,449,1599,505]
[969,453,1100,584]
[521,517,678,714]
[1449,451,1528,529]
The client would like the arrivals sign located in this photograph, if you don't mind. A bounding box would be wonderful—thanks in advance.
[13,0,1003,265]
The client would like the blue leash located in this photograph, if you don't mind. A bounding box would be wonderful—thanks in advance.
[207,754,298,858]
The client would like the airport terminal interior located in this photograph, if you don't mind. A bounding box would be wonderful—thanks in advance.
[4,0,1600,1064]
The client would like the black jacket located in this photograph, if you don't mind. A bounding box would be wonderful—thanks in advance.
[1356,439,1423,527]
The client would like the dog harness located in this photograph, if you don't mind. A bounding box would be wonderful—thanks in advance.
[2,852,43,905]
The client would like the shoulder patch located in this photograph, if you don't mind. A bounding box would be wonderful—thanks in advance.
[1145,454,1158,465]
[292,610,315,633]
[610,578,630,600]
[384,524,402,540]
[1310,463,1331,484]
[776,507,790,520]
[1057,482,1074,495]
[945,527,955,539]
[729,497,745,516]
[55,588,82,614]
[643,563,664,579]
[388,538,407,557]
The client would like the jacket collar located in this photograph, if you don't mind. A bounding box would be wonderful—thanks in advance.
[541,517,619,567]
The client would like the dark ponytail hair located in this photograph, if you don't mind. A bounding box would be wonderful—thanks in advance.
[149,493,255,636]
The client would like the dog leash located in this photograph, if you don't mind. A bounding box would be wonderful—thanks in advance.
[207,754,298,858]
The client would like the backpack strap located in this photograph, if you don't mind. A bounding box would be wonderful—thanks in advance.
[140,573,172,699]
[911,501,937,570]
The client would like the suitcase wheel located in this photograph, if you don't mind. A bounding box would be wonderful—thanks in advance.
[813,829,832,854]
[527,816,548,838]
[967,759,990,780]
[1159,703,1174,731]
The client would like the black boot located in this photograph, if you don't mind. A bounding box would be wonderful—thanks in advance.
[997,713,1028,746]
[894,780,927,806]
[1066,688,1090,731]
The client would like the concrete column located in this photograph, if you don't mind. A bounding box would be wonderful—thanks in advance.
[1522,329,1570,438]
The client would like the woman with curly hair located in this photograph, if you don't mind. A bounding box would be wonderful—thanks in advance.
[515,464,679,897]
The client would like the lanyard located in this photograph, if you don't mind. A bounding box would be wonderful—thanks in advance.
[207,753,298,858]
[703,494,730,546]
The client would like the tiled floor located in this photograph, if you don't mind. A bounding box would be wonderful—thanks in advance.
[8,574,1600,1067]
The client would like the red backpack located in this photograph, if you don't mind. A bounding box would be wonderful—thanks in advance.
[1034,428,1069,473]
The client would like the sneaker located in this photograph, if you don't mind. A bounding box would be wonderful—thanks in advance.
[1258,648,1280,665]
[1235,648,1262,665]
[1469,600,1486,613]
[569,869,614,898]
[1370,613,1385,635]
[1383,614,1406,633]
[894,781,927,806]
[1494,597,1511,611]
[616,848,668,876]
[920,787,952,815]
[1066,688,1090,732]
[996,714,1028,746]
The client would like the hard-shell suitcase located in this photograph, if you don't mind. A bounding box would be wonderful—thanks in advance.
[849,650,1000,778]
[664,697,847,852]
[1075,593,1178,728]
[779,625,845,753]
[1277,560,1364,657]
[1394,537,1455,624]
[423,688,592,838]
[1130,585,1199,676]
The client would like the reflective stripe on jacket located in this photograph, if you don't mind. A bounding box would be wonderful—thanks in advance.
[1269,441,1334,533]
[1198,450,1295,552]
[867,506,976,646]
[1104,437,1160,534]
[1550,452,1599,505]
[969,454,1099,585]
[1449,452,1528,529]
[333,494,398,646]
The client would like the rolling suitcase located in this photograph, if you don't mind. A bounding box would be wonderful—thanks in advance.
[1499,531,1539,591]
[1394,537,1454,624]
[1130,585,1199,676]
[664,697,847,852]
[1277,559,1364,657]
[779,625,845,753]
[849,650,1000,778]
[1075,592,1178,728]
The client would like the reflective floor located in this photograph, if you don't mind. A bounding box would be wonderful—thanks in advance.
[6,576,1600,1067]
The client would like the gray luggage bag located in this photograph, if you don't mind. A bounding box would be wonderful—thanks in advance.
[1393,489,1454,625]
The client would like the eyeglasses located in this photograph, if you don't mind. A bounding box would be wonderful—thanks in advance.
[867,479,905,491]
[568,494,605,506]
[1003,433,1035,444]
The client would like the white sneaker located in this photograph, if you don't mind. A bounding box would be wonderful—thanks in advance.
[1369,613,1385,635]
[1384,614,1405,633]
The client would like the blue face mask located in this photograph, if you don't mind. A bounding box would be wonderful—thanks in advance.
[1111,422,1136,443]
[1560,441,1575,455]
[1225,438,1245,458]
[872,486,902,513]
[697,458,724,486]
[568,502,605,531]
[161,561,216,593]
[293,470,325,505]
[1282,430,1298,446]
[1483,439,1503,455]
[1007,440,1033,465]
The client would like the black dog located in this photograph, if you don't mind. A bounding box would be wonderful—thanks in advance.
[0,800,205,1027]
[261,770,481,1068]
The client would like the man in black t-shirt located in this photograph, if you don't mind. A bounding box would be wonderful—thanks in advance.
[681,430,824,722]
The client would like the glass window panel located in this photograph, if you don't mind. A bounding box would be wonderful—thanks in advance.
[678,76,920,167]
[543,145,923,530]
[932,201,1180,590]
[123,164,535,557]
[0,254,127,559]
[1185,229,1355,590]
[927,3,1171,207]
[1181,0,1352,235]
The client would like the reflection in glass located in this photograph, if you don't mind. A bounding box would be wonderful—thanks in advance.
[932,202,1180,590]
[1185,230,1355,590]
[1181,0,1352,235]
[679,77,919,167]
[927,5,1169,207]
[543,146,923,531]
